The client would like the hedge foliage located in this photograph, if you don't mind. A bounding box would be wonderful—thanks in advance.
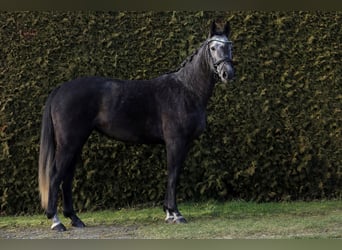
[0,11,341,215]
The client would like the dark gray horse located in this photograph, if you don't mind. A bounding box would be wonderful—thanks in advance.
[39,20,234,231]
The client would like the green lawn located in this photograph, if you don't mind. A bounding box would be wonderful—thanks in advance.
[0,200,341,239]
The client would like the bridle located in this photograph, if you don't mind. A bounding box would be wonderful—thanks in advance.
[206,38,233,75]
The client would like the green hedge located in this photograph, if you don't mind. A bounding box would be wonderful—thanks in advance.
[0,11,341,215]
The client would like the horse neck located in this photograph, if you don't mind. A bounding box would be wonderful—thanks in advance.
[175,44,216,107]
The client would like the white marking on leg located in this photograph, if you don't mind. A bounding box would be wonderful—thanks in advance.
[51,214,61,229]
[165,210,174,221]
[172,212,184,222]
[165,210,185,223]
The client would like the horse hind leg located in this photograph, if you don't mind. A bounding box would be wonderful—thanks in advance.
[47,146,84,231]
[51,214,66,232]
[46,163,67,231]
[61,159,85,228]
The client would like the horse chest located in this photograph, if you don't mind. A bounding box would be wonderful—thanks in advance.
[162,108,206,141]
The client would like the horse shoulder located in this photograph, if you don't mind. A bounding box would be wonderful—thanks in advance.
[157,76,206,139]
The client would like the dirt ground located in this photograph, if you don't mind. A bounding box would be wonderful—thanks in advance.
[0,225,139,239]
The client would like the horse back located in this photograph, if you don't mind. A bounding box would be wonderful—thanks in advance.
[49,75,205,145]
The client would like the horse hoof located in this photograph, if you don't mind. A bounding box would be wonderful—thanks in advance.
[174,217,187,224]
[51,223,67,232]
[71,218,86,228]
[165,217,175,224]
[165,217,187,224]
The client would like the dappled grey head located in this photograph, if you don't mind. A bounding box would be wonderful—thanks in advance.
[207,21,235,83]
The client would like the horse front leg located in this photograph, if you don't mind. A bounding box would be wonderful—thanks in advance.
[164,138,189,224]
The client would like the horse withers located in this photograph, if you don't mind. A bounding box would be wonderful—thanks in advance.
[39,20,235,231]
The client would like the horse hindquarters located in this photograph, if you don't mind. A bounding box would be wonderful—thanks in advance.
[49,110,95,228]
[43,82,99,230]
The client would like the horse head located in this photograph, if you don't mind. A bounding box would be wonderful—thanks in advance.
[207,21,235,83]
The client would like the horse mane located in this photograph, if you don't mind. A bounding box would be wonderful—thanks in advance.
[166,40,207,75]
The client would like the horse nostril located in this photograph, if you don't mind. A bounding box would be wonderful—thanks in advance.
[222,71,228,79]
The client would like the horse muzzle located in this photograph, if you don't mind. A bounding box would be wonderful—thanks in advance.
[218,62,234,83]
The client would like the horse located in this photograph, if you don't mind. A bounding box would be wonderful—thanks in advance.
[39,20,234,231]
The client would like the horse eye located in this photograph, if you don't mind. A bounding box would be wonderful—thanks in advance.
[210,47,216,51]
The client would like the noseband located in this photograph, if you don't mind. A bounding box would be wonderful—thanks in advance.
[206,38,233,74]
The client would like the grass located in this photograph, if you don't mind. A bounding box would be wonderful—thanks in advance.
[0,200,341,239]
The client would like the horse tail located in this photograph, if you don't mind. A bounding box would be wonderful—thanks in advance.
[38,87,59,210]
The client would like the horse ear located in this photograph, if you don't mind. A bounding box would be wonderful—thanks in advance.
[223,21,231,37]
[209,20,217,37]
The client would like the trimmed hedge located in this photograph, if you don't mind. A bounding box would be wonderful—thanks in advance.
[0,11,341,215]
